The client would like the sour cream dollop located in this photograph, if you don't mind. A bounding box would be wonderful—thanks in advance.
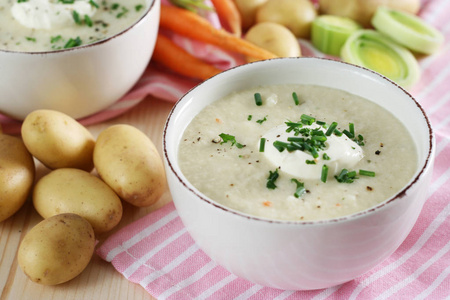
[11,0,97,30]
[262,124,364,180]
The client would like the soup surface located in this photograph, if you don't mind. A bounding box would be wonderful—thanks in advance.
[0,0,147,52]
[178,84,418,221]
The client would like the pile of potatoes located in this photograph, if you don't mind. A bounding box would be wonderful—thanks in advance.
[0,109,166,285]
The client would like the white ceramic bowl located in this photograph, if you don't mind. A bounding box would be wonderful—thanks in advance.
[0,0,160,121]
[163,57,435,290]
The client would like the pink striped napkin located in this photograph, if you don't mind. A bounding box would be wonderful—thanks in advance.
[97,0,450,299]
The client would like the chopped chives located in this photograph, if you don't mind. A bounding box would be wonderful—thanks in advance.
[89,0,99,8]
[359,169,376,177]
[321,165,329,183]
[349,123,355,136]
[306,160,316,164]
[73,10,81,24]
[259,138,266,152]
[256,115,268,124]
[266,169,279,189]
[84,15,93,27]
[247,115,252,121]
[273,141,288,152]
[316,120,326,126]
[254,93,263,106]
[291,179,306,198]
[219,133,244,148]
[322,153,330,160]
[312,135,327,142]
[325,122,338,136]
[343,129,354,139]
[301,114,315,125]
[335,168,358,183]
[50,35,62,43]
[64,37,82,49]
[292,92,300,105]
[334,128,343,136]
[287,137,305,142]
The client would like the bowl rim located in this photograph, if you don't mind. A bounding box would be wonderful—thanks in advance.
[163,57,435,226]
[0,0,158,55]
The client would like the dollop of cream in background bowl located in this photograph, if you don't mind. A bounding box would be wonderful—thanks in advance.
[0,0,160,120]
[163,57,435,290]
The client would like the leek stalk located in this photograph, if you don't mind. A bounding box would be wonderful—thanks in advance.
[311,15,361,56]
[341,29,420,88]
[372,7,444,55]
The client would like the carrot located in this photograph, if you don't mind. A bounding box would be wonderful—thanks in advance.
[152,33,222,80]
[159,5,277,60]
[210,0,242,37]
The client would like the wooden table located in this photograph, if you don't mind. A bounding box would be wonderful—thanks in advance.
[0,96,174,300]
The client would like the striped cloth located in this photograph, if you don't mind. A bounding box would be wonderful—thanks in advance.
[96,0,450,299]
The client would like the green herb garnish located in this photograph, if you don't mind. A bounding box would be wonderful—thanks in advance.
[306,160,316,164]
[291,179,306,198]
[325,122,338,136]
[254,92,263,106]
[301,114,315,125]
[64,37,82,49]
[117,6,129,18]
[321,165,329,183]
[256,115,268,124]
[84,15,93,27]
[259,138,266,152]
[73,10,82,24]
[25,37,36,42]
[89,0,99,8]
[247,115,252,121]
[322,153,330,160]
[292,92,300,105]
[266,169,279,189]
[219,133,244,148]
[50,35,62,43]
[135,4,144,11]
[335,169,358,183]
[359,169,376,177]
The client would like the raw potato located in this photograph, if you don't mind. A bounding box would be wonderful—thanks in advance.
[245,22,301,62]
[94,124,166,207]
[234,0,268,30]
[33,168,123,234]
[256,0,317,38]
[0,134,35,222]
[318,0,420,28]
[18,213,95,285]
[21,109,95,172]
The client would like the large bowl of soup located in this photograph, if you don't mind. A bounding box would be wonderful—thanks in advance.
[0,0,159,120]
[163,57,435,290]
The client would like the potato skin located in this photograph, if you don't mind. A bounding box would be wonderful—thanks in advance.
[21,109,95,172]
[319,0,420,28]
[0,134,35,222]
[94,124,166,207]
[18,213,95,285]
[245,22,301,62]
[256,0,317,38]
[33,168,123,234]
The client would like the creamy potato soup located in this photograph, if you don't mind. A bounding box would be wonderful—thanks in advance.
[178,84,418,221]
[0,0,148,52]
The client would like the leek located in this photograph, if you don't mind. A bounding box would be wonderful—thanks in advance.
[311,15,361,56]
[372,7,444,55]
[341,29,420,88]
